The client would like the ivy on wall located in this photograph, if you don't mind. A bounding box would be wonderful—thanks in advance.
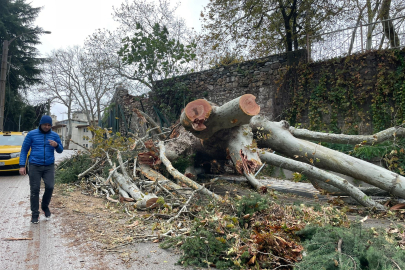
[151,79,193,122]
[278,48,405,134]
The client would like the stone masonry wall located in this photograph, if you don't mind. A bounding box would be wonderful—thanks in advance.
[153,50,307,121]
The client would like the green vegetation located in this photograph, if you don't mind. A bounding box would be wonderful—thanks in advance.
[118,22,196,90]
[281,49,405,133]
[55,153,95,184]
[297,224,405,269]
[151,81,193,122]
[161,193,351,269]
[171,154,195,174]
[209,52,245,68]
[1,0,48,131]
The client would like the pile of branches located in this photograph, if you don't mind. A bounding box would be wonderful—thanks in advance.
[67,94,405,216]
[56,93,405,269]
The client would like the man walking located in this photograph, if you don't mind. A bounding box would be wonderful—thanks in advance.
[19,115,63,224]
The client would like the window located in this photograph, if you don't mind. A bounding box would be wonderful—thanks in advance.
[86,144,88,148]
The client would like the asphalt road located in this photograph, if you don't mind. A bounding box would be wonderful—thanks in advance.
[0,150,185,270]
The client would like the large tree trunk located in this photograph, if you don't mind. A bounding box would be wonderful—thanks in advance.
[226,125,266,192]
[112,94,405,208]
[379,0,400,48]
[180,94,260,139]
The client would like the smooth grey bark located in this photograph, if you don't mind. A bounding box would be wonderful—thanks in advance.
[259,151,385,209]
[289,126,405,145]
[250,116,405,200]
[158,141,221,200]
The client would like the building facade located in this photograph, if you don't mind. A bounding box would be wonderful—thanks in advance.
[51,112,94,150]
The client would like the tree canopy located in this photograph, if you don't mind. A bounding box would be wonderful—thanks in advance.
[118,22,196,89]
[85,0,196,93]
[199,0,405,59]
[200,0,346,58]
[0,0,46,131]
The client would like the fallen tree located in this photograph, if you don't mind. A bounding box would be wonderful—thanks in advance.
[55,94,405,270]
[164,95,405,209]
[71,94,405,210]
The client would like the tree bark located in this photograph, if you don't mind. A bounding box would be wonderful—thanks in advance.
[104,150,158,207]
[138,163,186,192]
[259,151,386,210]
[251,116,405,200]
[289,125,405,145]
[379,0,400,48]
[226,125,266,192]
[158,141,221,200]
[133,108,166,140]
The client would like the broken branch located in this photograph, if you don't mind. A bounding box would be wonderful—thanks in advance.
[158,141,221,200]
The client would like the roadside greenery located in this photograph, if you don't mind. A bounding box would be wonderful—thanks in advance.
[297,224,405,269]
[55,153,95,184]
[0,0,47,131]
[161,192,353,269]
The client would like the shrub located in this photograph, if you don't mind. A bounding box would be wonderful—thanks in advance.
[296,224,405,270]
[55,153,95,183]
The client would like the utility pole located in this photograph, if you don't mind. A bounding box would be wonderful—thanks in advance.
[46,99,51,115]
[0,40,9,131]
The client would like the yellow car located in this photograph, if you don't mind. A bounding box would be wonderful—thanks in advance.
[0,131,29,172]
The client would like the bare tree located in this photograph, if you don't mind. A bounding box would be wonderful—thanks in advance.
[85,0,195,91]
[41,47,118,139]
[40,50,77,149]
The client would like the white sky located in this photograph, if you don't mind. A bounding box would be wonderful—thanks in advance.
[29,0,209,120]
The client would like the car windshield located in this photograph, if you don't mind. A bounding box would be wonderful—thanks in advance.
[0,135,25,146]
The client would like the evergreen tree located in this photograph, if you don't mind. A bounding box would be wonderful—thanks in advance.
[0,0,45,131]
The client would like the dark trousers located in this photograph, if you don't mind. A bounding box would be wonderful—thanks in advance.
[29,164,55,217]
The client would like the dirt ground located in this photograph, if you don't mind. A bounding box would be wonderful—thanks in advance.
[51,177,405,269]
[52,184,189,269]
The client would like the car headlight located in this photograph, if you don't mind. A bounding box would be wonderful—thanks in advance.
[10,152,21,158]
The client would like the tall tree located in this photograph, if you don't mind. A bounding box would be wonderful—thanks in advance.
[118,22,196,90]
[85,0,195,92]
[349,0,404,51]
[40,47,118,130]
[0,0,46,131]
[200,0,347,58]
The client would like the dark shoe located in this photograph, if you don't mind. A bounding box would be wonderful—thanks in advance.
[31,216,39,224]
[42,206,51,219]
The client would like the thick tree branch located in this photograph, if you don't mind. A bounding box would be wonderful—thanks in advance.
[158,141,221,200]
[259,151,386,210]
[251,116,405,200]
[289,126,405,145]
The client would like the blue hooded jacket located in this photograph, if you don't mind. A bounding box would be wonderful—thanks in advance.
[19,115,63,167]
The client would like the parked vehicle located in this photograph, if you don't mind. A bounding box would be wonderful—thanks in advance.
[0,131,29,172]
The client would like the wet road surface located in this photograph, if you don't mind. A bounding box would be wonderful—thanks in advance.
[0,151,185,270]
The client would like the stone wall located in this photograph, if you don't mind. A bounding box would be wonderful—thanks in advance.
[107,87,155,136]
[153,50,307,121]
[112,49,405,136]
[276,49,405,134]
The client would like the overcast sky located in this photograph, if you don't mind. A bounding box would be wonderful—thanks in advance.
[30,0,209,120]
